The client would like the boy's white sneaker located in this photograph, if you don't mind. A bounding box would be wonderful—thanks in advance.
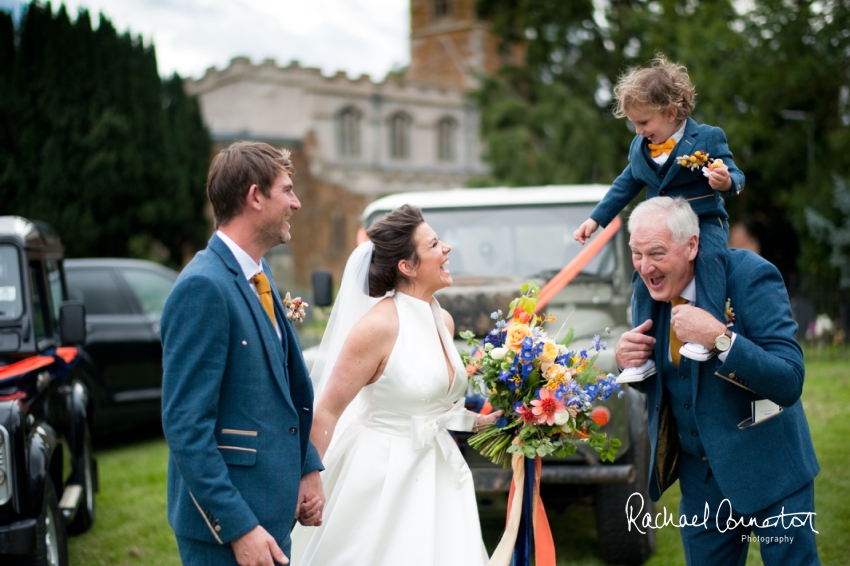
[679,342,715,362]
[616,359,657,384]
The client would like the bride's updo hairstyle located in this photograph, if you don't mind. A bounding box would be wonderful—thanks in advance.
[366,204,425,297]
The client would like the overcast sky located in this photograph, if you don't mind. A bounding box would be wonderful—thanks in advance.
[0,0,411,81]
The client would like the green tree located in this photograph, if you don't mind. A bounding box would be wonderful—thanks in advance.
[474,0,850,315]
[0,1,211,266]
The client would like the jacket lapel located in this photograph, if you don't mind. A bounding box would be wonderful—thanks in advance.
[660,118,699,190]
[629,138,661,191]
[209,236,292,398]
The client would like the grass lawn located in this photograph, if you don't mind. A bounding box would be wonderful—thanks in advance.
[69,347,849,565]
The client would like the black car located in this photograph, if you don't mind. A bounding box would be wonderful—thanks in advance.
[0,216,96,565]
[64,259,177,437]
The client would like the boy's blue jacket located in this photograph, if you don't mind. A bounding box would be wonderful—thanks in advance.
[590,117,745,227]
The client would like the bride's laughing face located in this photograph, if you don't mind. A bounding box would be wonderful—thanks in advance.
[407,222,452,292]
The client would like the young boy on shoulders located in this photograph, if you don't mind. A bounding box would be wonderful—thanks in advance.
[574,55,745,382]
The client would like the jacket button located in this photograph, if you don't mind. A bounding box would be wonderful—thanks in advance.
[729,372,736,378]
[215,525,222,532]
[684,403,690,409]
[680,374,685,380]
[691,430,698,437]
[290,427,297,435]
[655,404,659,411]
[702,456,707,461]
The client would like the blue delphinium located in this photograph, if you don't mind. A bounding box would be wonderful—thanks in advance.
[520,336,535,362]
[590,334,607,352]
[484,329,502,349]
[494,415,509,428]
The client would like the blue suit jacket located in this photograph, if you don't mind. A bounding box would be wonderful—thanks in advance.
[161,234,323,550]
[591,118,745,227]
[635,249,819,515]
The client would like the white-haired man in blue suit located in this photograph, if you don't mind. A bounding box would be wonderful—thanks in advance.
[616,196,819,565]
[162,142,324,566]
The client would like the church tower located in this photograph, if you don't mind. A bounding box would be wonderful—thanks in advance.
[407,0,520,90]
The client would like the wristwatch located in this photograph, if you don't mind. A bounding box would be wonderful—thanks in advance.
[714,329,733,353]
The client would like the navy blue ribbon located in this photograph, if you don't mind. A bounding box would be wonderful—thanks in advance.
[511,457,536,566]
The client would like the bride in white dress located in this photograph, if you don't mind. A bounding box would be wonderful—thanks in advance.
[291,205,501,566]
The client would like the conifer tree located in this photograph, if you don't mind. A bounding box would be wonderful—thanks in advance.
[0,1,211,265]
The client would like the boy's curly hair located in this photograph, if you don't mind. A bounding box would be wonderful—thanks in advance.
[612,54,696,121]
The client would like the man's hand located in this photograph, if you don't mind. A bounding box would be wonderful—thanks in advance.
[615,319,656,369]
[573,218,599,245]
[671,304,727,349]
[231,525,288,566]
[707,165,733,192]
[296,470,325,527]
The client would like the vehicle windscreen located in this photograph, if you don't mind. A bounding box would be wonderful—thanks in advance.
[371,204,617,281]
[0,244,23,320]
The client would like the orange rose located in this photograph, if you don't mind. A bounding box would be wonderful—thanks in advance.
[505,323,532,352]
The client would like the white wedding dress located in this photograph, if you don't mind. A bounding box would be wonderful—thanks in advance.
[291,291,489,566]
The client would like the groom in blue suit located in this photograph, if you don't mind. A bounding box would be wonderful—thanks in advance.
[162,142,324,566]
[616,197,819,565]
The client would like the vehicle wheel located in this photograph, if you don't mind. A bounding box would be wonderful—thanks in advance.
[67,425,96,534]
[17,478,69,566]
[595,389,656,565]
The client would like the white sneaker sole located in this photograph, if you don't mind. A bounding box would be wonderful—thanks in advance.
[616,366,657,384]
[679,343,716,362]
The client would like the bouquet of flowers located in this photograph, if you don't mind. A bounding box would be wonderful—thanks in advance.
[460,281,623,467]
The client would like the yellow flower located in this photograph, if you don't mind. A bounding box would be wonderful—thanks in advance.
[505,323,532,352]
[539,341,559,364]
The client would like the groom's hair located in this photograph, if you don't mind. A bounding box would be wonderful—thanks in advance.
[367,204,424,297]
[207,141,295,228]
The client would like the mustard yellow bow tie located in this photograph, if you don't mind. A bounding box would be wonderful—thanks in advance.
[648,138,677,158]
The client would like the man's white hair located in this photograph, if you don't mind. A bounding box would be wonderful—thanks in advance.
[627,196,700,244]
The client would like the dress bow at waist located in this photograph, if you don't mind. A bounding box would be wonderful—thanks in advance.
[411,398,475,487]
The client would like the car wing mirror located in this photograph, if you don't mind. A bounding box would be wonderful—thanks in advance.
[59,300,87,345]
[311,270,334,307]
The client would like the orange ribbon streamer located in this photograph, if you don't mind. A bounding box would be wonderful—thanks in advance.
[488,450,555,566]
[536,216,622,313]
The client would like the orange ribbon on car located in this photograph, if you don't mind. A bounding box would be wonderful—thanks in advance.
[536,216,622,313]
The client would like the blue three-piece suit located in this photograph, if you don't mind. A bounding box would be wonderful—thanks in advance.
[161,234,323,564]
[591,117,745,326]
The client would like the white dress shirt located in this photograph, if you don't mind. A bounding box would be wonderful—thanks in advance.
[216,230,282,340]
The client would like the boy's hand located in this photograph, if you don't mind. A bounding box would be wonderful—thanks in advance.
[707,165,732,192]
[574,219,599,245]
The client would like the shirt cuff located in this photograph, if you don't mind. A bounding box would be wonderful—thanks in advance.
[717,332,737,363]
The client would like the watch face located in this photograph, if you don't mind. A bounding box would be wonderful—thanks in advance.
[715,333,732,351]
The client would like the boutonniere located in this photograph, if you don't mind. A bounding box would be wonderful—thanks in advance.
[677,150,727,177]
[677,150,710,171]
[283,292,309,322]
[724,298,736,327]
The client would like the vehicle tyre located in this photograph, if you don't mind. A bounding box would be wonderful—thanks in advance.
[13,478,69,566]
[595,389,655,565]
[67,424,96,534]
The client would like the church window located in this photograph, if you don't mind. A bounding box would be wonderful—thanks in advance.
[389,112,412,160]
[336,106,361,158]
[437,116,457,162]
[433,0,453,19]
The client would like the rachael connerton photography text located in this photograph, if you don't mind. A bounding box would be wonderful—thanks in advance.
[624,493,818,534]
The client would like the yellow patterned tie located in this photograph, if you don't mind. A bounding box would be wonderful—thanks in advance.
[251,272,277,330]
[648,137,677,158]
[670,296,688,367]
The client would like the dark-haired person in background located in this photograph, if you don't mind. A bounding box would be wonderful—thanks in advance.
[161,141,324,566]
[291,205,502,565]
